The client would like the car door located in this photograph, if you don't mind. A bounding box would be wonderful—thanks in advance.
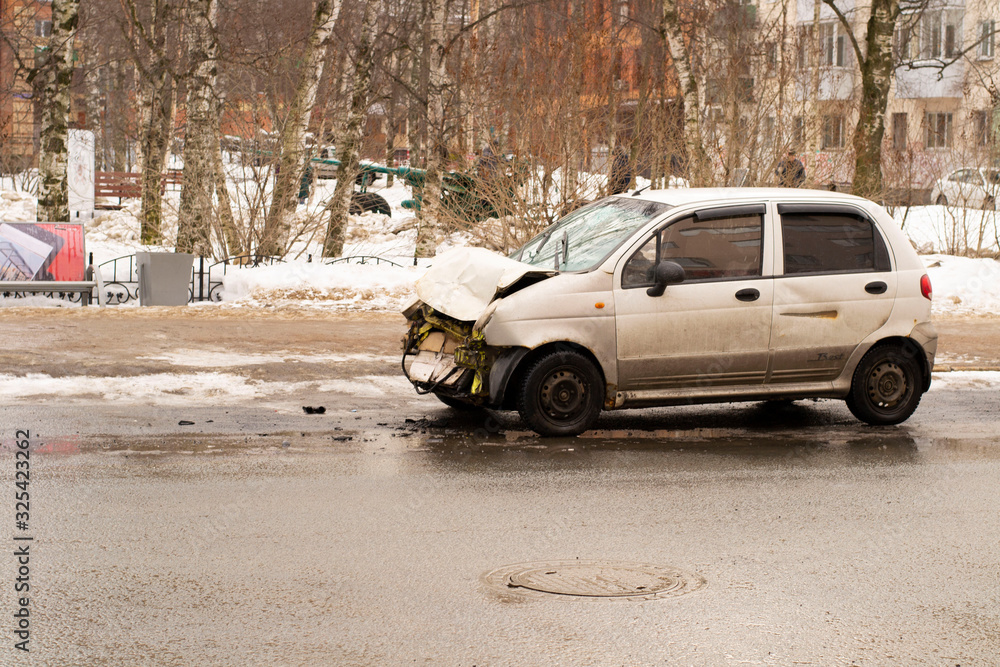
[614,204,774,391]
[770,203,897,384]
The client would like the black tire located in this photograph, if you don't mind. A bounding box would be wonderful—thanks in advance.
[517,350,604,436]
[846,345,924,425]
[349,192,392,216]
[935,194,948,206]
[434,392,479,411]
[984,196,995,211]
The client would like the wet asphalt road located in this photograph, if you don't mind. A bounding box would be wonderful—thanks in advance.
[2,384,999,666]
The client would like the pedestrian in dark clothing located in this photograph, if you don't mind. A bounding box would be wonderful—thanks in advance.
[298,163,313,204]
[609,145,632,195]
[775,149,806,188]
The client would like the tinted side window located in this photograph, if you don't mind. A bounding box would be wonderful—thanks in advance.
[622,213,763,287]
[781,212,889,275]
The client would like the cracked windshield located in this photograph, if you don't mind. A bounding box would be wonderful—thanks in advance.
[513,197,670,271]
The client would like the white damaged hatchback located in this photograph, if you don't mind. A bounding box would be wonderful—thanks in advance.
[402,188,938,436]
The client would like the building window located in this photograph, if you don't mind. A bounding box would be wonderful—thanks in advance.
[973,110,994,146]
[926,112,953,148]
[792,116,804,147]
[35,20,52,37]
[820,22,850,67]
[921,11,963,59]
[895,21,915,62]
[979,21,995,58]
[766,42,778,73]
[763,116,776,146]
[822,115,846,149]
[892,113,908,150]
[797,26,811,70]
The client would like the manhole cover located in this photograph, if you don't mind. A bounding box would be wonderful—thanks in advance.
[484,560,705,599]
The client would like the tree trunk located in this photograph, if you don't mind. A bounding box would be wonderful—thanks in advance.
[177,0,219,255]
[415,0,447,260]
[660,0,710,186]
[849,0,897,200]
[212,134,241,255]
[323,3,379,258]
[36,0,80,222]
[259,0,342,257]
[138,73,174,244]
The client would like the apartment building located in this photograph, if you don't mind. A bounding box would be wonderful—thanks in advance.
[748,0,1000,196]
[0,0,54,170]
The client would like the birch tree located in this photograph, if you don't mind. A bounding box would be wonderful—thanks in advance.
[822,0,904,199]
[35,0,80,222]
[176,0,220,255]
[414,0,449,259]
[659,0,711,186]
[323,2,381,257]
[120,0,181,244]
[259,0,342,257]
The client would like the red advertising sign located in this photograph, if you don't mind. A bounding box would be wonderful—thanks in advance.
[0,223,86,282]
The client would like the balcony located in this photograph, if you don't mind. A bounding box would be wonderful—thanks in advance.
[895,60,964,98]
[794,68,855,101]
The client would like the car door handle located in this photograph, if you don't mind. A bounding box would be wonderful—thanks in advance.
[865,281,888,295]
[735,288,760,302]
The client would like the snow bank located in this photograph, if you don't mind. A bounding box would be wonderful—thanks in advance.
[929,370,1000,390]
[923,254,1000,317]
[894,205,998,255]
[219,261,423,311]
[0,190,36,222]
[3,185,1000,317]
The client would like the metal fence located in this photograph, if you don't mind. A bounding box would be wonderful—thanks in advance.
[1,253,402,305]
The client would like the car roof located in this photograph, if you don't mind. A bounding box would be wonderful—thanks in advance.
[619,187,874,208]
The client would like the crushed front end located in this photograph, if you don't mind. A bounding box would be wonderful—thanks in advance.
[401,302,498,405]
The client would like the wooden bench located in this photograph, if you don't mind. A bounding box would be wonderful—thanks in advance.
[1,264,106,307]
[95,170,184,209]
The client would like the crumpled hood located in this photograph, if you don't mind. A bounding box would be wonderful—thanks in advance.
[414,247,555,321]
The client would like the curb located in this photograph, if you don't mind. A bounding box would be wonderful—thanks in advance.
[933,366,1000,372]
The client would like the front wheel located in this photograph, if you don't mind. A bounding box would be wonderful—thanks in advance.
[935,194,948,206]
[517,350,604,436]
[434,392,479,411]
[846,345,924,425]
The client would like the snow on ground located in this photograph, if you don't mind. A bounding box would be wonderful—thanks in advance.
[0,190,36,222]
[894,205,999,256]
[0,366,993,405]
[0,371,291,404]
[3,181,1000,316]
[140,350,396,367]
[923,254,1000,317]
[0,370,415,405]
[929,370,1000,390]
[218,261,422,312]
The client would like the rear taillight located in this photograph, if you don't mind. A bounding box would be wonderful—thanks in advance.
[920,274,932,300]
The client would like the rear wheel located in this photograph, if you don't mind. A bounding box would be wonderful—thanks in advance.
[935,194,948,206]
[846,345,924,425]
[517,350,604,436]
[984,196,995,211]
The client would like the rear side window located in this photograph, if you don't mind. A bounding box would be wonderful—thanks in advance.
[622,207,764,287]
[778,207,890,275]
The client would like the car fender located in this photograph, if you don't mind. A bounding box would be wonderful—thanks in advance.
[482,272,618,394]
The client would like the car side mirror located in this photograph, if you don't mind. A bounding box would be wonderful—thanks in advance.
[646,261,686,297]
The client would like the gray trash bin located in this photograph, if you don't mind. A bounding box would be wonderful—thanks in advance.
[135,252,195,306]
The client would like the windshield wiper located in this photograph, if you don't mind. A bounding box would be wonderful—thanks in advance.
[528,226,556,260]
